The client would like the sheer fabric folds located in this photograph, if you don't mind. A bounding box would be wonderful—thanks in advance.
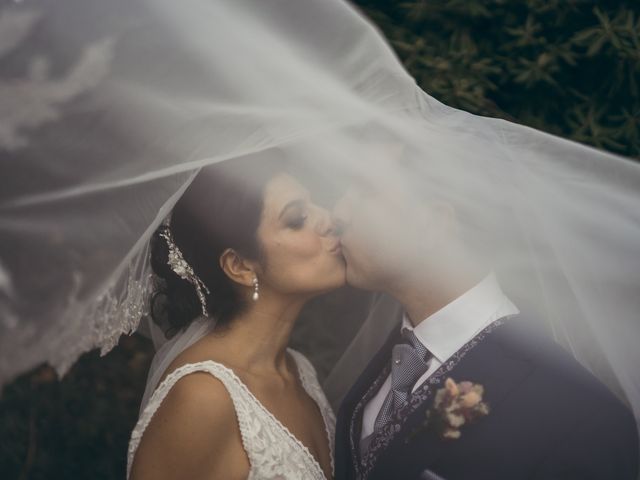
[1,0,639,434]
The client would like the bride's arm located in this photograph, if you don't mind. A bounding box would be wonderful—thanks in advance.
[129,373,249,480]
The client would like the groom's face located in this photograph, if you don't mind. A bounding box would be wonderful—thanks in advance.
[332,146,426,290]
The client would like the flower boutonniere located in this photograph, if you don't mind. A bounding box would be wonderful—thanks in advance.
[411,377,490,442]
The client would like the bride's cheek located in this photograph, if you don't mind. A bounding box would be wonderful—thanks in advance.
[291,231,323,258]
[273,234,319,265]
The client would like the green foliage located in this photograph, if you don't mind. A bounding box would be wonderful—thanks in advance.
[0,336,154,479]
[355,0,640,157]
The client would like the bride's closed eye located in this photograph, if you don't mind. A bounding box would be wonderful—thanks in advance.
[286,212,308,230]
[280,199,308,230]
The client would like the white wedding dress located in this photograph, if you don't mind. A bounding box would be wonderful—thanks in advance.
[127,349,335,480]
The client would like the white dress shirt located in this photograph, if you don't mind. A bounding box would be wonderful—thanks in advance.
[360,273,519,440]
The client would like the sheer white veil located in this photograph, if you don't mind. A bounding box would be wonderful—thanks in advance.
[1,0,639,436]
[136,316,213,412]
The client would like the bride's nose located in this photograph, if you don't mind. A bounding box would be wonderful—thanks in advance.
[312,205,335,236]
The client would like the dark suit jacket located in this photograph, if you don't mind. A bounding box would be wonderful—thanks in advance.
[334,315,639,480]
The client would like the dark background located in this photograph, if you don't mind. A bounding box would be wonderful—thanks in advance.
[2,1,639,479]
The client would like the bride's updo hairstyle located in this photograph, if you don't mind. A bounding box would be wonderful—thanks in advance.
[150,151,285,337]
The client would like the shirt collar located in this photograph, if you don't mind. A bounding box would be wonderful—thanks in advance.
[401,273,512,363]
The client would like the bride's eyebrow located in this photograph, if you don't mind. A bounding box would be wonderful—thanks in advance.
[278,199,305,219]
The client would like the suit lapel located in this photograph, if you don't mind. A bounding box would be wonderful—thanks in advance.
[350,328,401,465]
[333,323,401,480]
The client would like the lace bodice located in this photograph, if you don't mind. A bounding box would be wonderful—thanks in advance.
[127,349,335,480]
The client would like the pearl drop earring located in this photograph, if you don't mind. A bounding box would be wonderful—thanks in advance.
[252,277,259,301]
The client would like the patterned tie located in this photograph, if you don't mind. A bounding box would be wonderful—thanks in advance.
[373,327,433,432]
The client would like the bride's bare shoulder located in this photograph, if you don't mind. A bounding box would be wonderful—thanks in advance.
[130,372,242,480]
[156,369,235,418]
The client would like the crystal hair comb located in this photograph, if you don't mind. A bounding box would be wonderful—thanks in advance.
[158,225,210,316]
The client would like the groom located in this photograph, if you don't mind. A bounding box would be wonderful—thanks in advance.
[330,154,639,480]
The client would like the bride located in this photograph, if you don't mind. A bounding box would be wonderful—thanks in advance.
[127,153,341,480]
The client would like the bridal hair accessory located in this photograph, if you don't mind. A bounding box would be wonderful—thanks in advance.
[158,225,210,316]
[409,378,490,442]
[252,277,259,301]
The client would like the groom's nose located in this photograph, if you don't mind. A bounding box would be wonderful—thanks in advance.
[311,205,335,237]
[332,191,353,237]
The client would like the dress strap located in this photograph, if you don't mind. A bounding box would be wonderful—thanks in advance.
[127,360,254,479]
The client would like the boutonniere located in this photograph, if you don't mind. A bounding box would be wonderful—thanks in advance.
[409,377,490,442]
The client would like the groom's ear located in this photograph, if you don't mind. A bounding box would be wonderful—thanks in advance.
[219,248,256,287]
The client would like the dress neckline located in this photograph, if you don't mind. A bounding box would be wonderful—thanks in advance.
[197,349,333,479]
